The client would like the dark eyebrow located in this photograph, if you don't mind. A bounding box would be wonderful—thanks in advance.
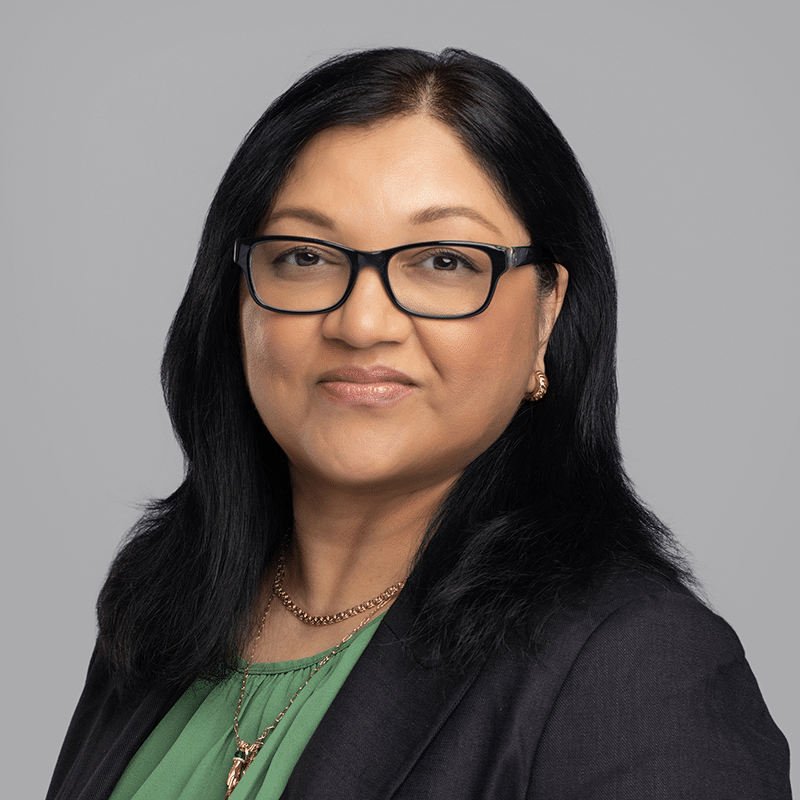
[266,207,337,229]
[409,205,504,238]
[266,204,505,238]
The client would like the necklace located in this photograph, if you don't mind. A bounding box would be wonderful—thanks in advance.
[273,544,406,626]
[225,556,403,798]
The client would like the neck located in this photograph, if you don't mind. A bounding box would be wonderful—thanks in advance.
[284,472,455,615]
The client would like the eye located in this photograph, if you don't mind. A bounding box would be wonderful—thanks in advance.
[408,248,483,273]
[429,253,461,271]
[276,247,329,267]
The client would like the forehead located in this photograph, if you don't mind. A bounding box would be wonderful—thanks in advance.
[265,114,526,246]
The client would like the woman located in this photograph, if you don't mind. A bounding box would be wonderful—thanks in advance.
[47,47,791,799]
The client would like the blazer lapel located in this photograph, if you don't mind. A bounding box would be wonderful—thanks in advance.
[282,594,485,799]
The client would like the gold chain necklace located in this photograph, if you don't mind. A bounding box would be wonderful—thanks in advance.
[224,556,402,798]
[273,545,406,626]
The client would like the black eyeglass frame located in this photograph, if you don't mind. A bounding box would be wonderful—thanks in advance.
[233,235,556,320]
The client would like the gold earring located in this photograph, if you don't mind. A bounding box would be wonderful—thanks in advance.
[526,371,548,402]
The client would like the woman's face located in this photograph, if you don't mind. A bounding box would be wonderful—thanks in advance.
[240,114,566,498]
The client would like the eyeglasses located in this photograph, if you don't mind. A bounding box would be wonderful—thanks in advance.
[234,236,554,319]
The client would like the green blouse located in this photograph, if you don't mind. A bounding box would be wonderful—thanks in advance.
[109,614,384,800]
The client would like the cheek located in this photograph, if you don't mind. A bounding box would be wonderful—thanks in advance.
[419,305,540,436]
[240,302,272,392]
[433,279,541,395]
[239,302,311,421]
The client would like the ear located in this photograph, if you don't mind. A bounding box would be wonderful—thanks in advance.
[526,263,568,394]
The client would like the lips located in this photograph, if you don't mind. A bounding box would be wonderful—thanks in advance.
[318,366,416,406]
[318,366,414,384]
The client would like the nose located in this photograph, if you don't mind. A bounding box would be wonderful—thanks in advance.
[320,265,413,348]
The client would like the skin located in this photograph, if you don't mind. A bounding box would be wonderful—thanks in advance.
[240,114,568,661]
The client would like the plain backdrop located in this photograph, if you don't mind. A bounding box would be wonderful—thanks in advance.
[2,0,797,796]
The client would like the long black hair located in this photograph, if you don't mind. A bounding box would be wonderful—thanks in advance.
[98,47,692,699]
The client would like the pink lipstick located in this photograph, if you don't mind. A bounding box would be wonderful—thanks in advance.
[318,366,416,407]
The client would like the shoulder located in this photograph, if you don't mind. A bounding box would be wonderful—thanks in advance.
[379,572,788,799]
[47,647,183,800]
[549,570,741,670]
[530,571,752,734]
[482,570,736,697]
[515,570,791,799]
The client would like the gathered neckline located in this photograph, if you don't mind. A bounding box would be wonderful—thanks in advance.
[235,611,386,675]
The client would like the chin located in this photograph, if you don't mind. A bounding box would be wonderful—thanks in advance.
[287,449,450,498]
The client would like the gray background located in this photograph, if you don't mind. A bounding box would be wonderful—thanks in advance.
[2,0,797,795]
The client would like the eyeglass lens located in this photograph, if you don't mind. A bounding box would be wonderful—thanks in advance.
[248,239,495,317]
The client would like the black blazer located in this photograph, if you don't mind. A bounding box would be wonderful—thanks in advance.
[47,572,791,799]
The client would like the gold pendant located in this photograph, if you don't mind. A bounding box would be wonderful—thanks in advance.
[225,741,263,799]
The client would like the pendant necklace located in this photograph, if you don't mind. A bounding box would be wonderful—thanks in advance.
[224,548,405,798]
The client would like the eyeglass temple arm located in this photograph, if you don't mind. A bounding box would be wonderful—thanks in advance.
[508,245,559,291]
[508,244,556,268]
